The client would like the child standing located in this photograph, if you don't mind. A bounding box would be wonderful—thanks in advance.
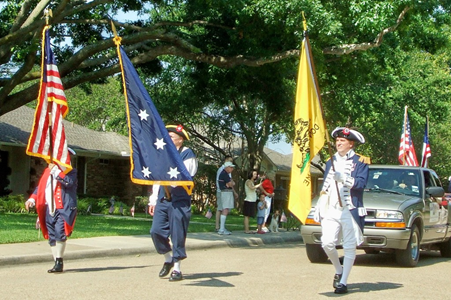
[257,194,267,234]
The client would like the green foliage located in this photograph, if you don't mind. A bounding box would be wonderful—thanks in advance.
[0,195,27,213]
[77,197,110,214]
[4,1,451,181]
[65,77,128,135]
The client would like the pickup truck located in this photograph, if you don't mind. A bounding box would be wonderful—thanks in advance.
[301,165,451,267]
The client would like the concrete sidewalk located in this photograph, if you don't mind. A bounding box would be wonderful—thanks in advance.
[0,230,303,266]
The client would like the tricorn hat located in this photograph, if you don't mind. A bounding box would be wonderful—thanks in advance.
[166,124,190,140]
[331,127,365,144]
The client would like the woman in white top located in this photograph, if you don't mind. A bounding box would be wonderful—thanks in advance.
[243,170,262,233]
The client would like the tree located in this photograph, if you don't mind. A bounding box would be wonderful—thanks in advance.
[4,0,451,180]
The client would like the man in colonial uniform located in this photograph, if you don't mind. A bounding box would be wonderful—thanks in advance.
[148,124,198,281]
[317,127,369,294]
[25,149,78,273]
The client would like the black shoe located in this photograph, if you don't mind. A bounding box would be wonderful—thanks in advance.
[333,273,342,288]
[48,258,63,273]
[169,270,183,281]
[159,261,174,278]
[334,283,348,294]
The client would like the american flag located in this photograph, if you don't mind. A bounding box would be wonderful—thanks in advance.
[117,46,194,193]
[130,204,135,217]
[398,107,419,166]
[421,120,431,168]
[26,26,72,173]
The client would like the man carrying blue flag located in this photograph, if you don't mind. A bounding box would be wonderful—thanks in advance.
[148,124,198,282]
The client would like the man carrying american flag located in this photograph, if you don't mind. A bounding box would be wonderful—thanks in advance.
[25,17,78,274]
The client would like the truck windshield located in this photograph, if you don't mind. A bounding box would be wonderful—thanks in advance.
[366,168,420,196]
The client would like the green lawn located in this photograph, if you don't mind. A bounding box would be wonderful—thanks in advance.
[0,212,255,244]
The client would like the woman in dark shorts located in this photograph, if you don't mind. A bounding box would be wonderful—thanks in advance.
[243,170,262,233]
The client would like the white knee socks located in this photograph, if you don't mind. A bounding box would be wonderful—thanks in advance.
[220,215,227,231]
[164,252,172,263]
[55,241,66,258]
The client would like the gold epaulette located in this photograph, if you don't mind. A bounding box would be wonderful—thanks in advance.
[357,154,371,164]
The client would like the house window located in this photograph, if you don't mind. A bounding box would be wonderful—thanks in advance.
[99,159,110,165]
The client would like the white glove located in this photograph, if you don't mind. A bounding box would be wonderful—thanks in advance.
[333,171,346,183]
[313,207,321,223]
[50,165,61,177]
[148,194,157,206]
[148,184,160,206]
[25,199,36,210]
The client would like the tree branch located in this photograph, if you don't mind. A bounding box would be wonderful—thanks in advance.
[323,6,411,55]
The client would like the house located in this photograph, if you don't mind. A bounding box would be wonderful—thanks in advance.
[0,105,146,200]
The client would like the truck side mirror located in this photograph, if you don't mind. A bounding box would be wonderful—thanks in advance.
[426,186,445,198]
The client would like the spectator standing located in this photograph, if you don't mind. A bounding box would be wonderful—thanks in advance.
[243,170,262,233]
[217,161,236,235]
[260,171,275,232]
[256,194,267,234]
[215,156,237,231]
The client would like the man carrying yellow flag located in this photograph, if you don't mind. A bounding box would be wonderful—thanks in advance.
[288,28,326,224]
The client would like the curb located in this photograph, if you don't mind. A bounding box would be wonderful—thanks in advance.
[0,232,303,266]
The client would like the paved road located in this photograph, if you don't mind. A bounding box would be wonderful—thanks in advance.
[1,243,449,300]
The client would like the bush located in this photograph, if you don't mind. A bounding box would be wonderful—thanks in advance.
[134,196,149,214]
[0,195,27,213]
[77,196,111,214]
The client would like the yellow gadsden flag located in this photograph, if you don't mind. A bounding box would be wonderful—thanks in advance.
[288,34,326,224]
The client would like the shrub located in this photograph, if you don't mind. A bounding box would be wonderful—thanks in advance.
[134,196,149,214]
[0,195,27,213]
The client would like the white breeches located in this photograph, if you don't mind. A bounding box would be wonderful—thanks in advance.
[321,207,356,259]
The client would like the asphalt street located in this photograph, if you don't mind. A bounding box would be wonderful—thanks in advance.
[1,234,450,300]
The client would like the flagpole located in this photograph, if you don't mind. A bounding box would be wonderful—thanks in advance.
[302,13,342,208]
[402,106,408,165]
[421,115,429,167]
[43,9,56,213]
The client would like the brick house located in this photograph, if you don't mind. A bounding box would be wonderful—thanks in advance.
[0,105,146,201]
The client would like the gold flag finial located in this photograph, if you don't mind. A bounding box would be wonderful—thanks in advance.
[302,11,307,31]
[44,8,52,25]
[111,20,122,45]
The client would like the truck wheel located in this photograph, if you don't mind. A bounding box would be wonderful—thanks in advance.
[439,238,451,257]
[395,224,420,267]
[306,243,328,263]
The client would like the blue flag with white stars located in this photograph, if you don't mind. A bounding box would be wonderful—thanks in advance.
[118,47,194,193]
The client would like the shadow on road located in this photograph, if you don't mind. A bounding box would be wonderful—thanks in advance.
[319,281,403,297]
[183,271,243,287]
[65,265,149,273]
[354,250,448,268]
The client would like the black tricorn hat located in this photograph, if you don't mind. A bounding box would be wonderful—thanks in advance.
[166,124,190,140]
[331,127,365,143]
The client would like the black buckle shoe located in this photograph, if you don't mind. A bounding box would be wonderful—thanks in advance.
[48,258,63,273]
[159,261,174,278]
[169,270,183,282]
[334,283,348,294]
[333,273,342,288]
